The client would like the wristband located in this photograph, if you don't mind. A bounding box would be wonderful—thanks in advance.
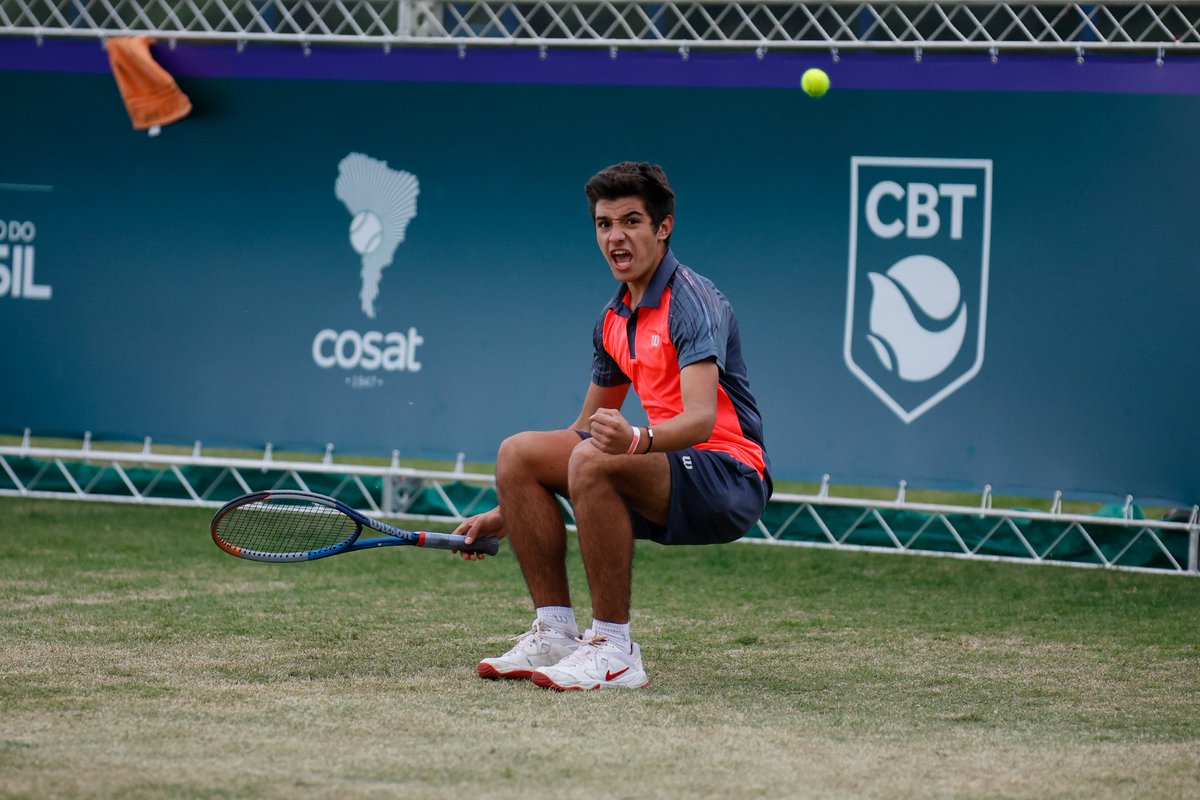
[645,426,654,453]
[626,424,641,455]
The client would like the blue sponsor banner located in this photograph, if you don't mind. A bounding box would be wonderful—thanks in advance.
[1,41,1197,504]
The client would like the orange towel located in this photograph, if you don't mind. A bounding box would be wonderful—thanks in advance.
[105,36,192,131]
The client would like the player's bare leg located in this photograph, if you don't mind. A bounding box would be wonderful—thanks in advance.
[494,430,581,608]
[474,431,585,680]
[529,442,665,690]
[566,441,671,624]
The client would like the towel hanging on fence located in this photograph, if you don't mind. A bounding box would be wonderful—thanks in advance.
[105,36,192,132]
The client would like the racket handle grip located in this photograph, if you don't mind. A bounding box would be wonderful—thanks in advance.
[420,531,501,556]
[463,536,501,556]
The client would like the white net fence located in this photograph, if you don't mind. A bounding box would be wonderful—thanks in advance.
[2,1,1199,52]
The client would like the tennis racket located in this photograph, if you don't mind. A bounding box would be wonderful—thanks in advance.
[210,489,500,562]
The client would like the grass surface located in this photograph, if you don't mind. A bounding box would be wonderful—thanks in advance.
[1,499,1198,799]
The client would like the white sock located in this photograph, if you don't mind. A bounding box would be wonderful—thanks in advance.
[536,606,578,636]
[591,618,631,644]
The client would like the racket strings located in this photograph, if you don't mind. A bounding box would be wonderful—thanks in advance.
[216,499,358,555]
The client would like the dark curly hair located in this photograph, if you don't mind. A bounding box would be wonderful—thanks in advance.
[585,162,676,245]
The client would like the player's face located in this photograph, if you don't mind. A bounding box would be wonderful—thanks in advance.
[594,197,672,295]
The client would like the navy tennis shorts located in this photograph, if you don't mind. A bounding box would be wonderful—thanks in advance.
[633,448,770,546]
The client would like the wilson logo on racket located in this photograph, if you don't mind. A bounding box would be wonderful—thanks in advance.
[210,490,500,562]
[845,157,993,423]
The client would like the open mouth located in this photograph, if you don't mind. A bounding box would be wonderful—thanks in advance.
[611,249,634,268]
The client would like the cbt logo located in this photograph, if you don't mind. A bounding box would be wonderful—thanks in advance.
[0,219,51,300]
[845,157,992,422]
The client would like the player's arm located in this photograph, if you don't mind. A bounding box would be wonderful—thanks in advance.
[641,358,718,451]
[588,359,718,454]
[569,381,630,432]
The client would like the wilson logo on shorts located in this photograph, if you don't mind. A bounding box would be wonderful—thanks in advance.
[844,157,993,423]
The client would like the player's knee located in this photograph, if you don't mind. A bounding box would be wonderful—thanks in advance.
[566,439,613,489]
[497,430,569,489]
[496,431,537,481]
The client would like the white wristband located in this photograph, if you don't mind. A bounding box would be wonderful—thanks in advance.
[626,424,641,455]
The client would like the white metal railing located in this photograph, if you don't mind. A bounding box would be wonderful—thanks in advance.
[2,1,1199,54]
[2,431,1196,576]
[754,476,1199,577]
[0,433,503,523]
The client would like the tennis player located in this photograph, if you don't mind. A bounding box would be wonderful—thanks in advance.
[456,161,771,690]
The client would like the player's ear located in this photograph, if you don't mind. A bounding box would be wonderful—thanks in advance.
[656,214,674,242]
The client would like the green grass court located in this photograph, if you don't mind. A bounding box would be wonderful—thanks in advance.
[1,498,1198,799]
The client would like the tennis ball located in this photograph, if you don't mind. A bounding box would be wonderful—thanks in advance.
[801,68,830,98]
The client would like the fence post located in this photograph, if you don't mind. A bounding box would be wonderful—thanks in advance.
[1189,507,1199,575]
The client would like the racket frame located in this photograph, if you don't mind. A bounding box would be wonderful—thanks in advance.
[210,489,499,562]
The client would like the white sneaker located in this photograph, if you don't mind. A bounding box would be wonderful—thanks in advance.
[478,619,580,680]
[531,633,649,691]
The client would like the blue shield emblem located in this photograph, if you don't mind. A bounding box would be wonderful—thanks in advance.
[845,157,993,423]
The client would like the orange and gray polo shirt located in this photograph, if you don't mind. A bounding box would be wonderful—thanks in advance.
[592,250,771,486]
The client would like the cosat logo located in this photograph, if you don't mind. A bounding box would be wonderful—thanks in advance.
[311,153,423,383]
[0,219,51,301]
[844,157,993,423]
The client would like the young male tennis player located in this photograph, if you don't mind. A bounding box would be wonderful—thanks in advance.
[455,161,771,690]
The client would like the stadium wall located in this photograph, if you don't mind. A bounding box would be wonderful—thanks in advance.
[1,39,1197,505]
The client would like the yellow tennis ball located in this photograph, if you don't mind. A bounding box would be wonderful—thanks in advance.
[801,68,830,98]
